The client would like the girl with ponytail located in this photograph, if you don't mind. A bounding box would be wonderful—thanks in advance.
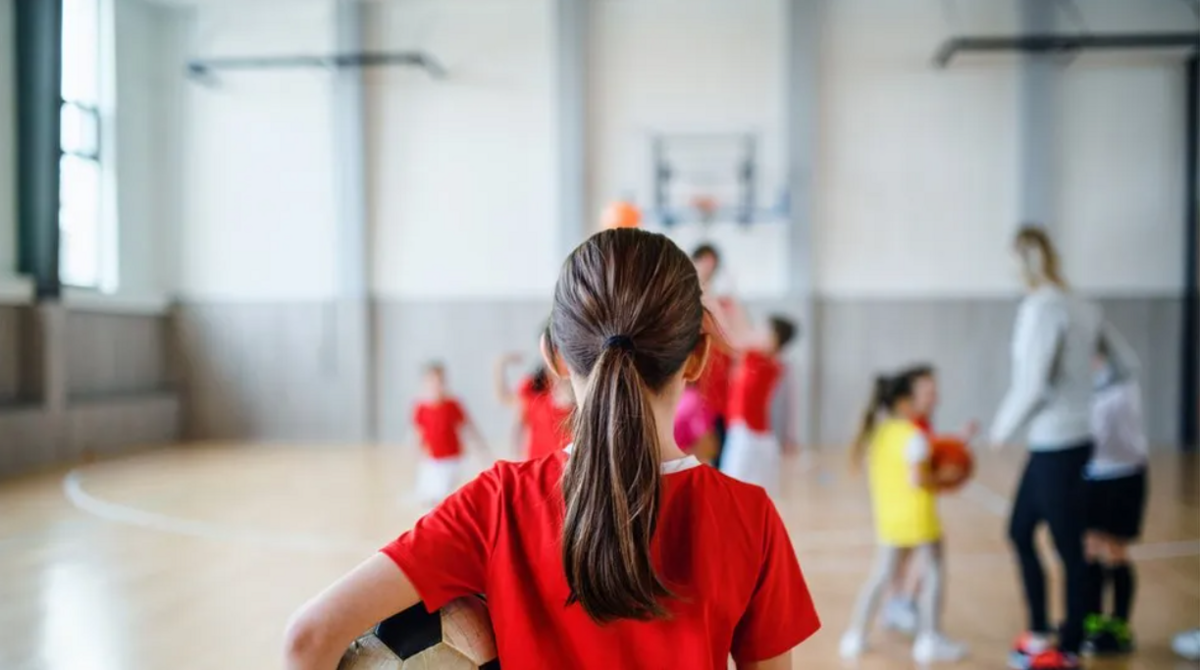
[284,228,819,670]
[840,369,968,664]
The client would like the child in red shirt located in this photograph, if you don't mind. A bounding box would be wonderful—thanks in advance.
[494,351,573,460]
[284,229,819,670]
[412,362,485,506]
[719,316,799,498]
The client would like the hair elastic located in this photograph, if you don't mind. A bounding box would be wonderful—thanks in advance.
[603,335,635,352]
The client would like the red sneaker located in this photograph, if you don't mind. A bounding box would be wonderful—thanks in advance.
[1008,633,1053,669]
[1028,649,1081,670]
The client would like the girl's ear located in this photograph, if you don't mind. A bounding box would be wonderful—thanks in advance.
[540,330,570,379]
[681,333,711,383]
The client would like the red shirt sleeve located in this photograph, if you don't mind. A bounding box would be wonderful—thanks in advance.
[413,405,426,431]
[517,376,536,401]
[452,400,467,427]
[731,496,821,663]
[380,466,503,611]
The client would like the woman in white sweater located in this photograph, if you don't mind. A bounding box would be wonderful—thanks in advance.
[990,226,1137,670]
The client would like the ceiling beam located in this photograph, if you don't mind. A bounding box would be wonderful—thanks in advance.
[934,32,1199,68]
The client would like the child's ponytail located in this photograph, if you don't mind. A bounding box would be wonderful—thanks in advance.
[549,228,703,624]
[561,338,668,622]
[850,375,891,469]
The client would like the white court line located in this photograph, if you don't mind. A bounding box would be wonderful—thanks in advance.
[63,470,376,556]
[62,468,1199,569]
[960,479,1012,517]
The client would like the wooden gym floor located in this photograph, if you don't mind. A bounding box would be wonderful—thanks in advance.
[0,444,1196,670]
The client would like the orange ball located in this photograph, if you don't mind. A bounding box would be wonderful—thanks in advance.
[602,201,641,229]
[930,435,973,491]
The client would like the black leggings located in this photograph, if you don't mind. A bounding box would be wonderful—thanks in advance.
[1008,442,1093,653]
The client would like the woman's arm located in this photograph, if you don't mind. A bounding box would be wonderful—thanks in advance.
[284,554,421,670]
[989,299,1064,447]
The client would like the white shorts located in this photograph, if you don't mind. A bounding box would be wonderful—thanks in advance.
[416,456,462,505]
[720,422,782,498]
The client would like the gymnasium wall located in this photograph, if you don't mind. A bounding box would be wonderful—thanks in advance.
[364,0,560,442]
[367,0,559,300]
[812,0,1191,444]
[589,0,790,298]
[162,0,1193,448]
[0,0,16,286]
[0,306,26,405]
[111,0,185,302]
[0,0,180,479]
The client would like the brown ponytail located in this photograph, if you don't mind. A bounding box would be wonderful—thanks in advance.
[850,370,920,469]
[850,375,890,469]
[550,228,703,623]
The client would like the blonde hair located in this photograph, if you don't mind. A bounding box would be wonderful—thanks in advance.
[1013,225,1066,289]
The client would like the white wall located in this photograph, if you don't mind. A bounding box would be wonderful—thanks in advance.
[367,0,557,300]
[177,1,339,300]
[818,1,1021,298]
[589,0,789,298]
[818,0,1193,298]
[0,0,16,281]
[164,0,1194,303]
[1057,59,1185,293]
[112,0,185,301]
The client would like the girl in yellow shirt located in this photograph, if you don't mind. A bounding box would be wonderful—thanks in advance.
[839,370,967,664]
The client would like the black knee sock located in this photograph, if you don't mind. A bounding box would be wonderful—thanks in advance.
[1110,563,1135,621]
[1086,561,1107,617]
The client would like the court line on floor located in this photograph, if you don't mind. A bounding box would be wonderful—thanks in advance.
[62,468,1200,569]
[960,479,1012,517]
[63,470,376,556]
[954,475,1200,562]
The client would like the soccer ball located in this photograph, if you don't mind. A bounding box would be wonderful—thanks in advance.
[338,596,499,669]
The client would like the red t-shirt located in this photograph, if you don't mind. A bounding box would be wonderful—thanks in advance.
[518,378,572,460]
[727,351,783,433]
[697,347,732,418]
[382,454,819,669]
[413,399,466,460]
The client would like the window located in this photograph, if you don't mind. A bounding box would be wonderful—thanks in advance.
[60,0,104,288]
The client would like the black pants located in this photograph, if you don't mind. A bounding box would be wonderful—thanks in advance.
[711,415,728,469]
[1008,442,1093,653]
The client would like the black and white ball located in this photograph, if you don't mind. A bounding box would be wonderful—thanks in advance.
[338,596,499,670]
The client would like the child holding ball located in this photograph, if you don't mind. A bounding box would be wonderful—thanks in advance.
[881,364,978,635]
[841,369,968,664]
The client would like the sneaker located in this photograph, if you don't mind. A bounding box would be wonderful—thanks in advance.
[1082,614,1126,656]
[882,597,918,635]
[1082,629,1119,656]
[1007,632,1053,669]
[1083,613,1107,638]
[1104,618,1134,654]
[1027,649,1080,669]
[1172,628,1200,661]
[913,633,968,664]
[839,631,867,659]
